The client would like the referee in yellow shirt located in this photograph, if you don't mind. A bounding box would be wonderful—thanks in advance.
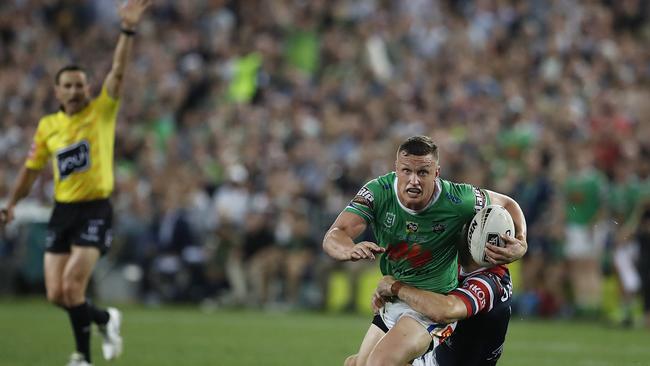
[0,1,151,365]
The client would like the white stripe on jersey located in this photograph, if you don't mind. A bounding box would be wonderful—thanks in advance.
[455,287,480,315]
[346,204,374,222]
[471,277,495,312]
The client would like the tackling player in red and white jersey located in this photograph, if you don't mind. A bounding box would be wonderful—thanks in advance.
[376,230,512,366]
[375,264,513,366]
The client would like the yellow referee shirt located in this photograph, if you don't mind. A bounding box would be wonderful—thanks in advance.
[25,87,120,202]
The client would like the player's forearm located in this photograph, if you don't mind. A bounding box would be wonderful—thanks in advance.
[396,284,467,324]
[7,166,40,207]
[323,228,356,261]
[501,195,527,250]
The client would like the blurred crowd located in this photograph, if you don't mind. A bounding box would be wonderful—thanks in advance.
[0,0,649,324]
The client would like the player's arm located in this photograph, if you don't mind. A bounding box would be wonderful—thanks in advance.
[103,0,151,98]
[323,211,384,261]
[373,276,467,324]
[484,190,527,264]
[0,166,41,226]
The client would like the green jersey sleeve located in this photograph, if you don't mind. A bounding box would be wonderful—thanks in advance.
[344,179,384,224]
[447,181,491,222]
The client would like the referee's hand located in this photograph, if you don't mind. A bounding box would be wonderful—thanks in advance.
[0,206,14,227]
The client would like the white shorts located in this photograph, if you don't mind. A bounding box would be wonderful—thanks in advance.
[565,223,608,259]
[411,350,438,366]
[614,241,641,293]
[380,300,456,352]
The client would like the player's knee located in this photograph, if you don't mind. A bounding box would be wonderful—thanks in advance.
[366,349,399,366]
[46,287,65,306]
[364,357,392,366]
[344,354,357,366]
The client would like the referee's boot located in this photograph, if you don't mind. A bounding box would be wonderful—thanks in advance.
[98,307,123,360]
[67,352,91,366]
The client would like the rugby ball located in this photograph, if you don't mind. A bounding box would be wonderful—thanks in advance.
[467,205,515,267]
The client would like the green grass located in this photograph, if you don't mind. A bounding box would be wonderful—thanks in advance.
[0,299,648,366]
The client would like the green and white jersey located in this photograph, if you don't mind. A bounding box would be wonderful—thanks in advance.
[344,172,490,293]
[564,168,608,225]
[609,176,640,223]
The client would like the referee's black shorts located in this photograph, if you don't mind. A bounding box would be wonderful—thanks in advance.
[45,199,113,255]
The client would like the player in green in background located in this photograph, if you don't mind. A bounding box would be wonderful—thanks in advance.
[563,148,609,319]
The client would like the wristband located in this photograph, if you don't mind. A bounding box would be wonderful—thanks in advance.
[121,28,136,36]
[390,281,405,297]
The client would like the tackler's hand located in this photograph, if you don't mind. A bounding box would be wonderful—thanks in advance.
[375,275,397,298]
[371,291,387,314]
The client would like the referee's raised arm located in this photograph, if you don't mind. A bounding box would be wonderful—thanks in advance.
[104,0,152,99]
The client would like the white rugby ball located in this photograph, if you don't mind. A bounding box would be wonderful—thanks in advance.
[467,205,515,267]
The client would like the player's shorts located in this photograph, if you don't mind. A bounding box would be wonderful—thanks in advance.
[565,223,608,259]
[372,312,440,366]
[380,300,457,351]
[45,199,113,255]
[411,349,438,366]
[614,241,641,293]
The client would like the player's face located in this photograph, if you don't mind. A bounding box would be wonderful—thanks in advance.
[55,71,91,115]
[395,151,440,210]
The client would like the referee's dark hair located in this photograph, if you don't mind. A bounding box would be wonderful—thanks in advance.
[397,136,439,160]
[55,65,87,85]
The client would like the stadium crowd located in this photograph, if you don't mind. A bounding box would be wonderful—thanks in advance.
[0,0,649,325]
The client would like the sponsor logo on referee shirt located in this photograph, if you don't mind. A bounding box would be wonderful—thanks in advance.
[56,140,91,179]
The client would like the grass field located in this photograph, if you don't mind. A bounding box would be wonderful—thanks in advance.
[1,299,648,366]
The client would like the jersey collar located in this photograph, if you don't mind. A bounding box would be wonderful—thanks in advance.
[393,177,442,215]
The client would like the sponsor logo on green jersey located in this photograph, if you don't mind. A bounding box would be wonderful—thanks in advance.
[406,221,419,233]
[384,212,395,228]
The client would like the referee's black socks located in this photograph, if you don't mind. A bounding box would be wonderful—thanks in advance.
[67,302,92,363]
[87,299,110,326]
